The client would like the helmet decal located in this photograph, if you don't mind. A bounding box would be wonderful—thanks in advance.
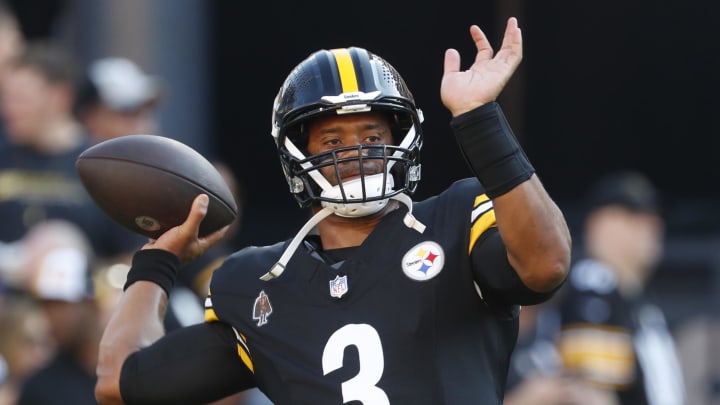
[331,48,359,93]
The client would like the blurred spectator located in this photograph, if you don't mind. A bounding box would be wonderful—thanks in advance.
[0,0,24,148]
[75,56,162,144]
[504,303,620,405]
[0,40,144,263]
[0,295,53,405]
[554,171,686,405]
[14,220,104,405]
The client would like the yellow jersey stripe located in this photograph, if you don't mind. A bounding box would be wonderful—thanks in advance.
[469,194,496,254]
[204,308,218,322]
[203,292,218,322]
[204,291,255,373]
[331,49,359,93]
[232,328,254,373]
[237,345,254,373]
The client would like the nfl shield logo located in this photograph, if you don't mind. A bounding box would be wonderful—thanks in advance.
[329,275,348,298]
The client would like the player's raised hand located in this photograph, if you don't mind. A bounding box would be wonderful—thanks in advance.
[142,194,229,263]
[441,17,523,117]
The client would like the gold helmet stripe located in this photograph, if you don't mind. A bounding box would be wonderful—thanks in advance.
[331,48,359,93]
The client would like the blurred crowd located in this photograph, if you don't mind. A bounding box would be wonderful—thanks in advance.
[0,2,269,404]
[505,172,698,405]
[0,1,718,404]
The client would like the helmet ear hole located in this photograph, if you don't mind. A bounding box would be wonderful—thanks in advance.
[386,112,414,145]
[281,123,306,152]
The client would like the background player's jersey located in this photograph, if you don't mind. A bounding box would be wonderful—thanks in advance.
[205,178,552,404]
[557,258,686,405]
[0,140,144,257]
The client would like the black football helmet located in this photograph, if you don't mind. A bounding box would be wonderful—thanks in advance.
[271,47,424,217]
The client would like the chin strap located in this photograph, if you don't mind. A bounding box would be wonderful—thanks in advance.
[392,193,425,233]
[259,193,425,281]
[259,207,334,281]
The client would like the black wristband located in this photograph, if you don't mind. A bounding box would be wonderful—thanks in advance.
[451,102,535,198]
[124,249,180,297]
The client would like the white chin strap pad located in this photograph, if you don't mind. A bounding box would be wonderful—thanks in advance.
[320,173,394,218]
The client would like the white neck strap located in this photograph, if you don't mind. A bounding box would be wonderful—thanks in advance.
[259,192,425,281]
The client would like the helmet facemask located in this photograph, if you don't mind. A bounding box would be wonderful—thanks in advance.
[280,121,422,217]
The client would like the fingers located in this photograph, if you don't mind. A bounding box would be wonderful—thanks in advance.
[442,48,461,75]
[497,17,523,63]
[467,17,522,66]
[470,24,494,61]
[140,194,211,259]
[183,194,209,235]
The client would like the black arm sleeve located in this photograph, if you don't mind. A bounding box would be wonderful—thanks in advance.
[471,229,562,306]
[120,321,255,405]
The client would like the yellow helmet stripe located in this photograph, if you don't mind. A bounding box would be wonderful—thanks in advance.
[331,48,359,92]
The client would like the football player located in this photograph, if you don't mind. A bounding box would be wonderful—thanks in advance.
[555,171,686,405]
[95,17,571,404]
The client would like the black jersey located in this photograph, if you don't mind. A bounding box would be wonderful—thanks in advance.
[556,258,686,405]
[0,141,144,257]
[17,351,97,405]
[202,177,554,404]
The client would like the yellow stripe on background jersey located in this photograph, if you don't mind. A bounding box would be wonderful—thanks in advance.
[331,48,359,92]
[558,324,636,388]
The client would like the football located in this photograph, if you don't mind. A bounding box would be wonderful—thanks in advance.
[76,134,238,239]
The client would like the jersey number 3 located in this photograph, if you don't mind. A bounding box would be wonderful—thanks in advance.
[322,324,390,404]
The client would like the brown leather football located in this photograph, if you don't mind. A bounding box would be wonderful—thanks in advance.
[76,134,238,239]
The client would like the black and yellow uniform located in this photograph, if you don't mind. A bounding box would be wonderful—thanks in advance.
[120,177,556,404]
[117,42,565,404]
[557,258,686,405]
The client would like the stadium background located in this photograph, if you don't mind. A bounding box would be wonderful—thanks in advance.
[9,0,720,327]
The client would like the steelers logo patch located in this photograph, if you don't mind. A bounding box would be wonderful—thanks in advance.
[401,241,444,281]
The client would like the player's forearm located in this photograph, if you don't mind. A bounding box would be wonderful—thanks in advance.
[95,281,169,404]
[493,176,571,292]
[451,103,571,291]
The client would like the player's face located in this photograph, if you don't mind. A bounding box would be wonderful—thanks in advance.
[0,67,61,144]
[306,112,393,185]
